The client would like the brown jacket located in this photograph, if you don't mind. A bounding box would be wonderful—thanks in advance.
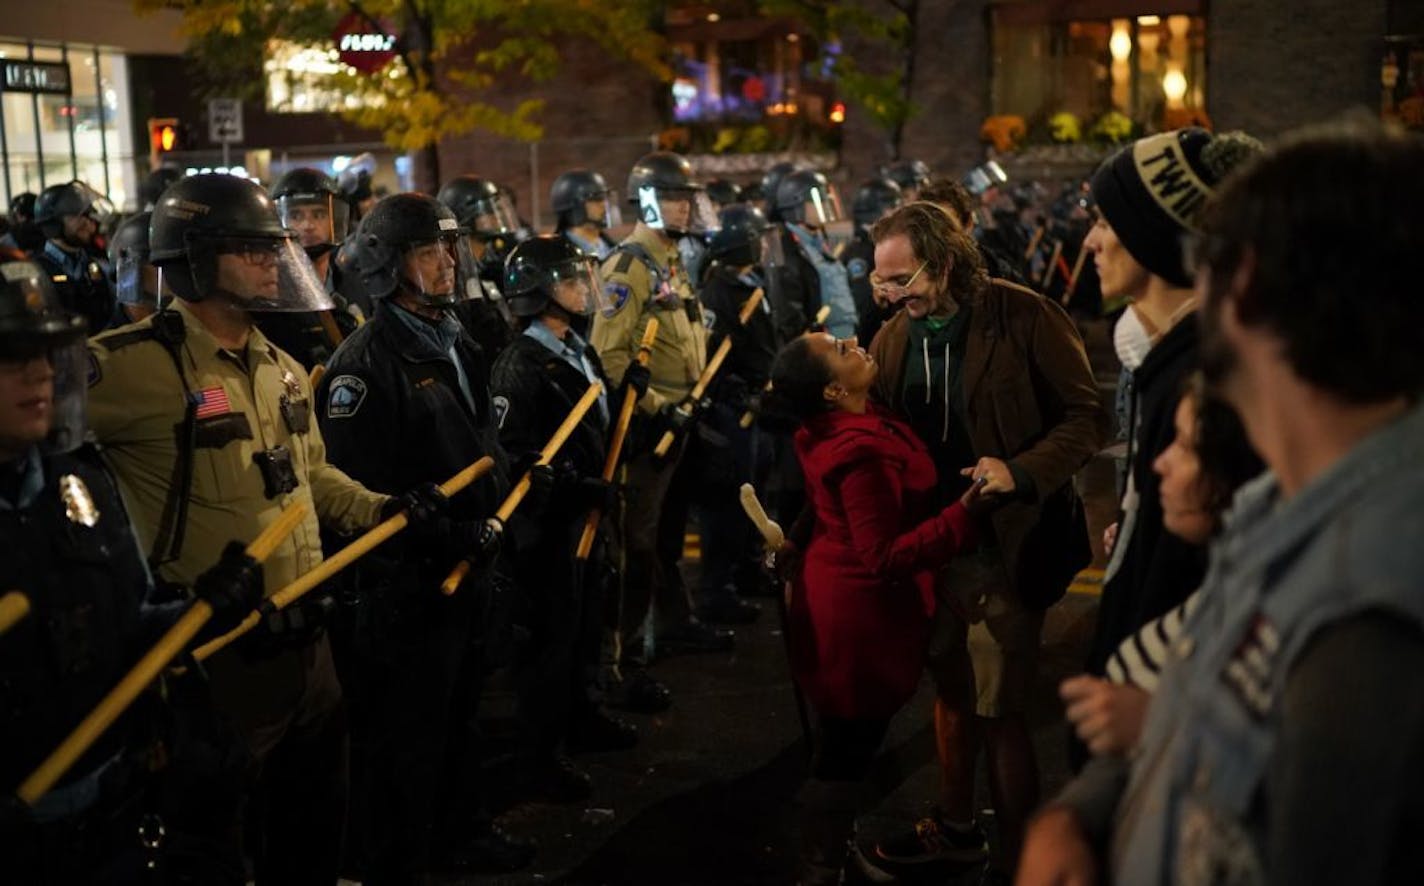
[869,279,1109,605]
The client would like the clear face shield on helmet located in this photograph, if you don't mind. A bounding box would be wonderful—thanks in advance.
[547,255,610,317]
[276,193,352,254]
[194,234,337,312]
[470,192,520,240]
[403,230,481,309]
[73,182,117,230]
[0,262,88,454]
[588,190,622,230]
[637,186,718,237]
[114,251,167,314]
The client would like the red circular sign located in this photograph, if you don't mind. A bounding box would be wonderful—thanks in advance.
[741,76,766,103]
[333,11,398,74]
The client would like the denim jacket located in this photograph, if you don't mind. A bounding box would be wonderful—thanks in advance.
[1111,401,1424,884]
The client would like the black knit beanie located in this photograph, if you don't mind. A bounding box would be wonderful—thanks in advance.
[1091,127,1262,287]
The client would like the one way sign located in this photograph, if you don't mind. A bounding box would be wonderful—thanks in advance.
[208,98,243,144]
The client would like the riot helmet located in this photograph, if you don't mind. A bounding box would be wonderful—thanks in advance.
[774,170,844,228]
[140,166,185,210]
[437,176,519,241]
[502,235,609,319]
[550,169,621,232]
[272,167,351,258]
[759,162,797,221]
[345,193,480,309]
[626,151,717,237]
[0,261,89,453]
[34,181,115,245]
[883,159,931,199]
[108,211,166,314]
[851,178,904,228]
[962,160,1009,197]
[705,179,743,209]
[149,173,333,312]
[9,193,37,224]
[707,204,772,270]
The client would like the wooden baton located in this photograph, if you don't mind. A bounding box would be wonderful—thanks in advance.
[652,288,764,458]
[16,501,308,806]
[0,591,31,638]
[193,457,497,661]
[576,319,659,560]
[738,483,786,551]
[441,384,605,595]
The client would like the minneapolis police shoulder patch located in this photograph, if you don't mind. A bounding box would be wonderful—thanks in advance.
[492,395,510,429]
[846,257,869,280]
[603,281,632,316]
[326,374,368,419]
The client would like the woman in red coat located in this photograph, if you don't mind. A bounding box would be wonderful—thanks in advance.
[766,332,982,884]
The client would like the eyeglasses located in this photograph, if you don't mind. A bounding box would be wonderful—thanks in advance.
[870,261,927,301]
[218,240,282,267]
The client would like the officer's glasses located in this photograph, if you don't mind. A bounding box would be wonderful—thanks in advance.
[870,262,927,302]
[218,240,283,267]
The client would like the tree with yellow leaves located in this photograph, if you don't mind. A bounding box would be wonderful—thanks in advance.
[136,0,672,191]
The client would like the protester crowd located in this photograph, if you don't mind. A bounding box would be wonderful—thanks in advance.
[1,113,1421,885]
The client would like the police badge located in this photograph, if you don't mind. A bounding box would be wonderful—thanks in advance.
[59,474,100,527]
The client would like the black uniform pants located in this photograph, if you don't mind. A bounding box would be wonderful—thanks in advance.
[206,638,348,886]
[513,513,606,752]
[350,576,486,884]
[698,404,774,599]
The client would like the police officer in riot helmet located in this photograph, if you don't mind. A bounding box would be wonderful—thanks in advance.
[1,192,44,256]
[316,192,535,878]
[759,161,798,222]
[705,178,743,211]
[89,173,402,881]
[0,260,264,880]
[591,150,731,709]
[551,169,621,262]
[492,236,647,796]
[847,177,904,345]
[771,169,859,341]
[254,167,361,371]
[31,180,117,333]
[140,165,185,211]
[694,204,784,623]
[436,175,520,356]
[883,158,932,201]
[107,210,165,326]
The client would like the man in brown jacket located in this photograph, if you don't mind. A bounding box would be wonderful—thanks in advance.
[865,203,1108,876]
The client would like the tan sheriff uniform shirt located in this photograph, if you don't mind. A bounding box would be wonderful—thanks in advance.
[591,224,709,415]
[87,301,388,599]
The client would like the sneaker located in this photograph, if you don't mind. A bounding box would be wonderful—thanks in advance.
[874,813,988,866]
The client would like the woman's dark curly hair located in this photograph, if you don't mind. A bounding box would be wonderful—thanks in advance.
[1183,373,1265,526]
[761,335,835,431]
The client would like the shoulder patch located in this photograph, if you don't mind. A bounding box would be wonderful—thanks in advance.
[603,282,632,316]
[847,257,869,280]
[492,395,510,429]
[86,350,102,388]
[326,374,368,419]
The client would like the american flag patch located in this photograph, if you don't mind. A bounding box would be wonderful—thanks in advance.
[192,386,231,420]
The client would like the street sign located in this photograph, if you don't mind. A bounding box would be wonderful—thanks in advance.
[333,11,398,74]
[208,98,243,144]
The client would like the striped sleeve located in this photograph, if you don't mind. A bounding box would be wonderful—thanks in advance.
[1105,590,1201,691]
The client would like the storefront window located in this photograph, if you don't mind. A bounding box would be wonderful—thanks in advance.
[991,3,1207,135]
[0,40,137,210]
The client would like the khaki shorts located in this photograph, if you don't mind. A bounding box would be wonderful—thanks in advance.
[926,550,1044,718]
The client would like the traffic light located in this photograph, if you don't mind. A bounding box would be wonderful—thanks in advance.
[148,118,190,168]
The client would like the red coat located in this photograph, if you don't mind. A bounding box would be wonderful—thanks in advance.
[790,406,977,719]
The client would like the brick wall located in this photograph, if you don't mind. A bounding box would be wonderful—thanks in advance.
[1208,0,1389,138]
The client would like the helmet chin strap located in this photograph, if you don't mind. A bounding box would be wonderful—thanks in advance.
[397,275,456,311]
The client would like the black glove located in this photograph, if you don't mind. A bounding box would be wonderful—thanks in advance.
[656,396,708,439]
[470,518,504,570]
[523,461,556,516]
[574,475,617,513]
[193,540,264,635]
[381,482,448,527]
[620,362,651,400]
